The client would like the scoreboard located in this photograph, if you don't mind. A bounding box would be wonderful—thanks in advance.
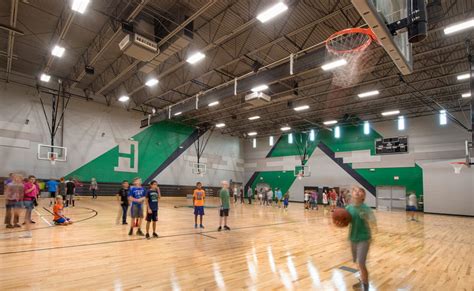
[375,136,408,155]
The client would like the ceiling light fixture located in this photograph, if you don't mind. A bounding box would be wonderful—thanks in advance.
[256,2,288,23]
[358,90,379,98]
[174,112,182,116]
[251,84,269,92]
[248,132,257,136]
[294,105,309,111]
[323,120,338,125]
[40,73,51,82]
[208,101,219,107]
[457,73,471,80]
[444,19,474,35]
[145,78,158,87]
[51,45,65,57]
[281,126,291,131]
[248,116,260,120]
[216,123,225,128]
[381,110,400,116]
[72,0,90,13]
[321,59,347,71]
[118,95,129,102]
[309,129,315,141]
[461,92,471,98]
[186,52,205,64]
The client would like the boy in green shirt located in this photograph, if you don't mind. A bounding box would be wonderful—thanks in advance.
[337,186,376,291]
[218,181,231,231]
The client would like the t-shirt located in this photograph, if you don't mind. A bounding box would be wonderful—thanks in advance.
[53,204,63,220]
[268,190,273,199]
[46,180,59,192]
[408,194,417,207]
[66,181,75,195]
[5,183,24,201]
[23,182,38,200]
[323,193,328,203]
[304,193,310,201]
[118,188,129,206]
[193,189,206,206]
[146,189,160,211]
[58,182,66,195]
[346,204,374,242]
[128,186,145,205]
[330,192,337,200]
[247,188,253,197]
[220,188,230,209]
[276,190,283,200]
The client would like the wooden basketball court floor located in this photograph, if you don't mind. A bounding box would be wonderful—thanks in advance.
[0,196,472,290]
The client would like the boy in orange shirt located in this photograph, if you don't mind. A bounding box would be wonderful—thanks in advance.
[193,182,206,229]
[53,196,72,225]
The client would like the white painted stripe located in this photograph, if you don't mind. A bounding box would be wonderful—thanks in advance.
[34,208,53,226]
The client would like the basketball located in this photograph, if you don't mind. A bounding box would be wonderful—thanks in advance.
[332,208,352,227]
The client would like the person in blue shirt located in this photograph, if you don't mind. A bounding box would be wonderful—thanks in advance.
[127,178,146,236]
[145,180,161,239]
[275,188,283,208]
[46,179,59,206]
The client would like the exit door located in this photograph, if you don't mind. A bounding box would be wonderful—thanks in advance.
[376,186,407,211]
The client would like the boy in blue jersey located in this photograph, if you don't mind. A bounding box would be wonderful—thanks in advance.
[46,178,59,206]
[128,178,146,236]
[145,181,161,239]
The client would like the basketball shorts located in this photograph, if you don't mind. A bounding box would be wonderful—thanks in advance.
[219,208,230,217]
[407,205,417,211]
[130,204,144,218]
[351,240,370,265]
[54,217,70,224]
[49,191,56,198]
[146,210,158,222]
[194,206,205,216]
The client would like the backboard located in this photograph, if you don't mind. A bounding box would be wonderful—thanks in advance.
[37,144,67,165]
[294,165,311,178]
[352,0,413,75]
[192,163,207,175]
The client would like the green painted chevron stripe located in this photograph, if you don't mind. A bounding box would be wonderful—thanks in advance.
[67,121,195,183]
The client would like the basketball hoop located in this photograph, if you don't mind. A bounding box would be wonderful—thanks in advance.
[325,27,378,87]
[450,162,465,174]
[49,156,56,166]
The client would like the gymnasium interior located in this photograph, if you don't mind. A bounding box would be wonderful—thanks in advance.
[0,0,473,290]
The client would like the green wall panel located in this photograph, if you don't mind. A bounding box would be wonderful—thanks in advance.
[355,165,424,197]
[250,171,297,195]
[67,121,194,183]
[268,133,318,159]
[316,126,382,155]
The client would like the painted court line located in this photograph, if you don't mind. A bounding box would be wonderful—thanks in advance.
[34,208,52,226]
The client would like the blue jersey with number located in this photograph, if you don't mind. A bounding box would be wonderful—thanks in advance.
[128,186,145,205]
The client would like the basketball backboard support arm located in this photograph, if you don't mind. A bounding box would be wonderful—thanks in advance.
[467,39,474,167]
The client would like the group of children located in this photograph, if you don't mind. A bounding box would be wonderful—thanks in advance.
[304,188,345,211]
[254,187,290,208]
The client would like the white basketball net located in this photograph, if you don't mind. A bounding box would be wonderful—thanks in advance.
[451,163,465,174]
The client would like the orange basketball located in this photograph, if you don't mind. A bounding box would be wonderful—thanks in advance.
[332,208,352,227]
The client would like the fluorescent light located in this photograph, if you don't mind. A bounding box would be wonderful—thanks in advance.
[208,101,219,107]
[40,73,51,82]
[358,90,379,98]
[151,108,156,114]
[186,52,205,64]
[439,110,447,125]
[269,136,274,146]
[381,110,400,116]
[174,112,182,116]
[248,116,260,120]
[462,92,471,98]
[252,138,257,148]
[145,78,158,87]
[323,120,338,125]
[363,121,370,135]
[248,132,257,136]
[457,73,471,80]
[118,95,129,102]
[256,2,288,23]
[294,105,309,111]
[334,126,340,138]
[321,59,347,71]
[309,129,315,141]
[281,126,291,131]
[51,45,65,57]
[72,0,90,13]
[216,123,226,128]
[398,116,405,130]
[288,133,293,144]
[444,19,474,35]
[251,84,268,92]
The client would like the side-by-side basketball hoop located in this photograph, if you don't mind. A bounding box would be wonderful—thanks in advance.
[38,144,67,166]
[450,162,466,174]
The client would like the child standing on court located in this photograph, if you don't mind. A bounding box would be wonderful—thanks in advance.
[193,182,206,228]
[322,190,329,209]
[218,181,231,231]
[90,178,98,199]
[341,186,376,291]
[145,181,161,239]
[116,180,129,225]
[407,192,418,221]
[4,174,24,228]
[275,188,283,208]
[66,178,76,207]
[128,178,146,236]
[53,196,73,225]
[283,191,289,209]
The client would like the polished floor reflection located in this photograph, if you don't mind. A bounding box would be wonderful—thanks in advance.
[0,197,473,290]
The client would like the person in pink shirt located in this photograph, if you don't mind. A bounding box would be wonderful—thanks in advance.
[23,176,39,226]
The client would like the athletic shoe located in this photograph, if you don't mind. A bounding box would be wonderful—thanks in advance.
[200,224,205,229]
[218,226,222,232]
[224,225,231,231]
[136,229,145,236]
[6,224,14,229]
[352,281,362,290]
[122,222,128,225]
[153,233,159,238]
[14,224,21,228]
[195,224,198,229]
[128,228,133,235]
[145,233,150,239]
[30,220,36,224]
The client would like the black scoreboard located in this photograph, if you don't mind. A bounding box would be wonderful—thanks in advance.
[375,136,408,155]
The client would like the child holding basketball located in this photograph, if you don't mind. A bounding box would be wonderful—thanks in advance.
[193,182,206,228]
[128,178,146,236]
[336,186,376,291]
[53,196,72,225]
[218,181,231,231]
[145,181,161,239]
